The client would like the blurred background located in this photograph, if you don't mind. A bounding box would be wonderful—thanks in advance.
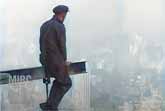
[0,0,165,111]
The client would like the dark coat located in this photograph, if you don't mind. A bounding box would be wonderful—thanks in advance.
[39,16,67,77]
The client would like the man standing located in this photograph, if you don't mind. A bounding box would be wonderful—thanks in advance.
[39,5,72,111]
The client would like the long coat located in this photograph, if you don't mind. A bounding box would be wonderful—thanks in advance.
[39,16,67,78]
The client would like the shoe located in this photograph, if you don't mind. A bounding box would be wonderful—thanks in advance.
[40,102,58,111]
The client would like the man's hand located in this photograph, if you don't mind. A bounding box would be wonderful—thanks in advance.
[64,61,72,75]
[66,61,72,66]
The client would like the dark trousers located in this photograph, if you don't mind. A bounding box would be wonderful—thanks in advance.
[46,64,72,109]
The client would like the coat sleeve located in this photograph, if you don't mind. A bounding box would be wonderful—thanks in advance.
[56,26,67,61]
[58,35,67,61]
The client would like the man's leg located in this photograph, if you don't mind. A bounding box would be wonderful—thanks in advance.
[47,64,72,109]
[47,77,72,109]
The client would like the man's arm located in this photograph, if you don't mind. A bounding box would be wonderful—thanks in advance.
[56,26,67,61]
[58,36,67,61]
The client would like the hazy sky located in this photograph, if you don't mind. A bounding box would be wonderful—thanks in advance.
[0,0,165,71]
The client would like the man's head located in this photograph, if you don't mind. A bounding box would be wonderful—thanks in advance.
[53,5,69,22]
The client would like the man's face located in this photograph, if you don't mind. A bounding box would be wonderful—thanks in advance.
[57,13,67,22]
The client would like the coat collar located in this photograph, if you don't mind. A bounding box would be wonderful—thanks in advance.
[52,15,63,24]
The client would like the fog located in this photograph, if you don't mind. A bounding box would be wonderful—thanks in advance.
[0,0,165,111]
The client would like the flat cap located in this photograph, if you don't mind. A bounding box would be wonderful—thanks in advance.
[53,5,69,14]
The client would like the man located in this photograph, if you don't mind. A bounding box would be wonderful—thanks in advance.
[39,5,72,111]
